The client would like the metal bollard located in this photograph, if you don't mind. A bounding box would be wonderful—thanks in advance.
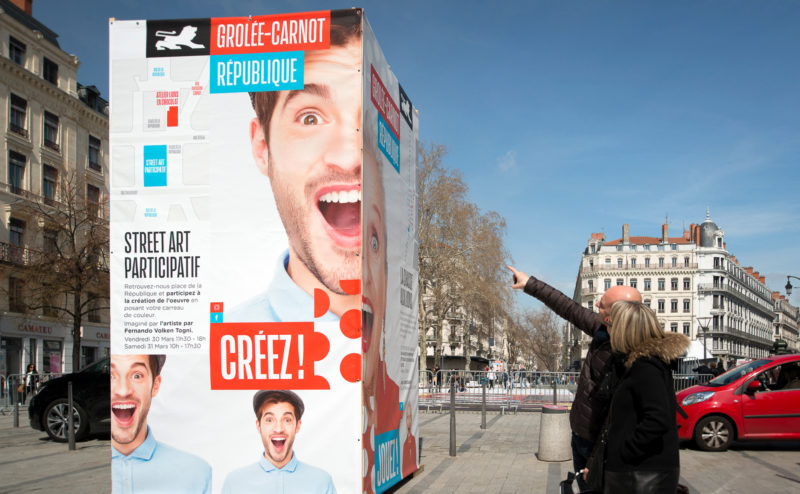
[480,380,487,429]
[449,379,456,457]
[68,382,75,451]
[552,378,558,405]
[14,402,19,428]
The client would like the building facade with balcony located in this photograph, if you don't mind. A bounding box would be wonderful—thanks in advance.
[772,293,799,352]
[570,212,776,370]
[1,0,108,377]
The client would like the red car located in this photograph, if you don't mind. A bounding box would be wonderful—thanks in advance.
[675,353,800,451]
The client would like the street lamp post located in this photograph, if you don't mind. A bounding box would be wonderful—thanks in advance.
[697,316,713,361]
[785,275,800,297]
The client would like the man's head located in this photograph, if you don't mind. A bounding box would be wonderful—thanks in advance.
[253,390,305,469]
[110,354,165,455]
[596,285,642,326]
[249,12,363,297]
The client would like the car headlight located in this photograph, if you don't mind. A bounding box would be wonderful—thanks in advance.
[681,391,715,406]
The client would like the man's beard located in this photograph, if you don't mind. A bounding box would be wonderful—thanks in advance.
[266,435,295,465]
[268,155,360,294]
[111,410,146,445]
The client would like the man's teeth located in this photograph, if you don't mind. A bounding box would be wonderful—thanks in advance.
[319,189,361,204]
[113,404,135,410]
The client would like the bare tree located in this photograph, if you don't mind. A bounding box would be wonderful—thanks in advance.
[416,142,473,372]
[416,142,513,374]
[522,307,564,371]
[503,311,528,368]
[458,210,510,370]
[3,172,109,371]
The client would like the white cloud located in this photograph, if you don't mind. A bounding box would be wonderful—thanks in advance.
[497,150,517,171]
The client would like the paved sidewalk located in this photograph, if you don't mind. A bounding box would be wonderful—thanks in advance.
[0,408,109,493]
[2,408,799,493]
[391,411,800,494]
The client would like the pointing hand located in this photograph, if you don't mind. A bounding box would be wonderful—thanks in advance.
[507,265,529,290]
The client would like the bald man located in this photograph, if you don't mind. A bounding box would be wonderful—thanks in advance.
[508,266,640,493]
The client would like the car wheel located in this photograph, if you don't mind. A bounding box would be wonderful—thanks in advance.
[694,415,733,452]
[43,399,88,442]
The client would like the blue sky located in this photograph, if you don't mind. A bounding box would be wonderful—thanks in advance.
[34,0,800,306]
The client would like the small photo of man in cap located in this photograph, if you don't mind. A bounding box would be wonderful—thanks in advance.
[221,390,336,494]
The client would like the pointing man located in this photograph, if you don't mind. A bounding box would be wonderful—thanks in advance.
[508,266,641,493]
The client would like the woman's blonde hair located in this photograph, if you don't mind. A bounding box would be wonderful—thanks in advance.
[609,300,665,354]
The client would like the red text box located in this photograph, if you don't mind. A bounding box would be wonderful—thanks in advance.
[211,11,330,55]
[210,322,330,389]
[370,66,400,139]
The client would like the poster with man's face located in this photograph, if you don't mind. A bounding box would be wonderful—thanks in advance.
[110,9,417,494]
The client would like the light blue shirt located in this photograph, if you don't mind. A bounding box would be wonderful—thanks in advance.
[227,250,340,323]
[112,427,211,494]
[222,453,336,494]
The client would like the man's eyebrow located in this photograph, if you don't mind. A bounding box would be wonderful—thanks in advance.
[129,362,149,373]
[283,83,331,107]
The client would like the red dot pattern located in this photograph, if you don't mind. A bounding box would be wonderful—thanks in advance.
[314,288,330,318]
[313,281,363,383]
[340,353,361,383]
[339,279,361,295]
[340,309,361,338]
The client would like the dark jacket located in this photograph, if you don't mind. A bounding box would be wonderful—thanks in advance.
[523,276,609,441]
[692,364,712,375]
[605,332,689,473]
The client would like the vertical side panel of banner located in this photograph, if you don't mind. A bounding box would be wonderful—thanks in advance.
[361,14,420,494]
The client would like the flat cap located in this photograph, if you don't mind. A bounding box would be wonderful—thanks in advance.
[252,390,305,420]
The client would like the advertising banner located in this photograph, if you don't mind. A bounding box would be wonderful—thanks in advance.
[361,18,420,494]
[109,8,417,494]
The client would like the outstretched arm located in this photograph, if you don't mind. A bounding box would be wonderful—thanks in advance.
[507,265,603,337]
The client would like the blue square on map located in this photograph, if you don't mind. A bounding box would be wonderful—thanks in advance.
[143,145,167,187]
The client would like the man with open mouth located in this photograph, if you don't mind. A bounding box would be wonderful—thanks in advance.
[111,354,211,493]
[230,11,364,323]
[221,390,336,493]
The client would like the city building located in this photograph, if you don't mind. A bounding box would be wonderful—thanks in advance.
[1,0,109,378]
[422,306,506,372]
[570,212,777,371]
[772,292,799,352]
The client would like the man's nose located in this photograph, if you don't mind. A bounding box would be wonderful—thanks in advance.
[112,378,130,397]
[323,124,361,174]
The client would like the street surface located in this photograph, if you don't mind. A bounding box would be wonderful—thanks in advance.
[1,410,798,493]
[391,412,800,494]
[0,409,109,493]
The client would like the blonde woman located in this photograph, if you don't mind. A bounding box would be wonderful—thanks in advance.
[601,301,689,494]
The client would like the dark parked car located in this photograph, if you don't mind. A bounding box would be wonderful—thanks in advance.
[29,358,110,442]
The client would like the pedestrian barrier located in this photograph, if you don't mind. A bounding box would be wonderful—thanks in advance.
[419,370,716,412]
[673,373,714,391]
[418,370,578,413]
[1,372,62,414]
